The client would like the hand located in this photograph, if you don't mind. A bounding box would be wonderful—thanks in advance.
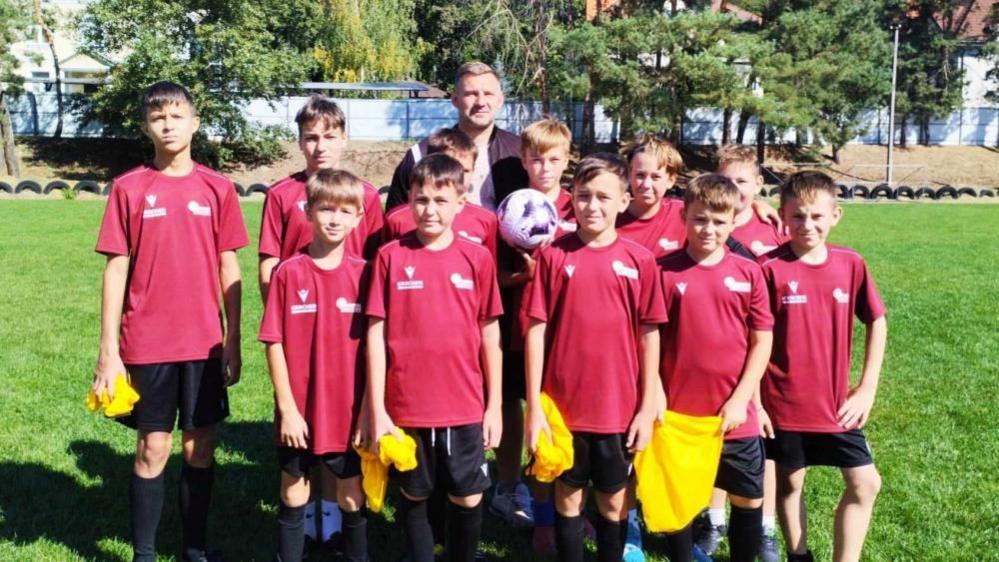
[482,406,503,449]
[627,409,655,453]
[371,411,401,455]
[757,407,775,439]
[517,249,538,279]
[222,338,242,387]
[93,350,126,400]
[654,388,668,423]
[280,408,310,449]
[719,398,749,434]
[525,406,552,454]
[752,200,783,230]
[838,385,876,429]
[353,405,371,449]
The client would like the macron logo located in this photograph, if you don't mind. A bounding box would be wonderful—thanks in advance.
[404,266,416,280]
[146,194,157,207]
[833,288,850,304]
[297,289,309,303]
[564,265,575,278]
[724,276,751,293]
[612,260,639,280]
[788,280,799,294]
[291,288,317,314]
[397,266,423,290]
[659,238,679,251]
[297,200,306,212]
[142,194,166,219]
[676,282,687,295]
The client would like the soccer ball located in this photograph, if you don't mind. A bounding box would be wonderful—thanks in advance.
[496,189,559,250]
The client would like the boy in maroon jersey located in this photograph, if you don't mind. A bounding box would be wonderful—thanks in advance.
[657,174,774,562]
[366,154,504,562]
[616,135,687,258]
[761,171,887,562]
[383,128,498,257]
[717,145,787,257]
[93,82,248,562]
[525,153,666,562]
[259,170,369,562]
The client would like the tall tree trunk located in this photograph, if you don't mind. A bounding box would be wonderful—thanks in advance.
[736,109,751,143]
[0,93,21,177]
[35,0,63,138]
[722,107,732,145]
[755,120,765,171]
[899,114,908,149]
[535,0,550,114]
[832,143,840,164]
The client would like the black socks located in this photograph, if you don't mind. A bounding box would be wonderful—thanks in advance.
[728,505,763,562]
[447,503,482,562]
[276,502,306,562]
[595,516,625,562]
[130,472,165,562]
[555,512,584,562]
[341,508,368,562]
[666,524,693,562]
[179,463,214,560]
[401,496,436,562]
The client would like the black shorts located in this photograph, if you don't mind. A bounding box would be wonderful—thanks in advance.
[715,437,765,499]
[557,432,632,494]
[502,350,526,403]
[395,423,491,499]
[278,447,362,479]
[118,360,229,432]
[765,429,874,469]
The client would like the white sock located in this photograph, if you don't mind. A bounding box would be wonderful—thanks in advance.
[762,515,777,534]
[304,501,318,540]
[321,499,342,540]
[708,508,727,527]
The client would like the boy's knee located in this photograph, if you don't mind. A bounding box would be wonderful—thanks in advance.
[181,426,217,467]
[281,476,311,507]
[729,494,763,510]
[846,467,881,503]
[594,489,627,520]
[777,466,807,496]
[554,483,583,516]
[448,492,482,509]
[135,431,172,475]
[337,477,365,511]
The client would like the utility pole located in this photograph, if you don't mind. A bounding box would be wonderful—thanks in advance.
[886,24,900,184]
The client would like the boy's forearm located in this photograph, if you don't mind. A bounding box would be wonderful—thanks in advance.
[481,320,503,412]
[859,316,887,391]
[366,319,388,416]
[258,256,279,302]
[731,330,773,404]
[637,324,660,414]
[220,251,242,339]
[524,320,546,411]
[265,343,298,414]
[99,255,129,353]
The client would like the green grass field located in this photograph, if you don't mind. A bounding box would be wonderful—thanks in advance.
[0,201,996,561]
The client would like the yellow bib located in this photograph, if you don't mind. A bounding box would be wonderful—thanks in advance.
[85,375,141,418]
[527,393,574,483]
[355,432,418,513]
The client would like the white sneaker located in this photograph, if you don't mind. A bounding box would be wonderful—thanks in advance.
[488,482,534,527]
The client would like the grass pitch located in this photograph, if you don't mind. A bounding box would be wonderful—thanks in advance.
[0,201,996,561]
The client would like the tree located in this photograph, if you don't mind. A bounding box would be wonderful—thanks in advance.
[0,0,29,177]
[34,0,63,138]
[77,0,311,165]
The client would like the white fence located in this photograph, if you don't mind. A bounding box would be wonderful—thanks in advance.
[8,92,999,146]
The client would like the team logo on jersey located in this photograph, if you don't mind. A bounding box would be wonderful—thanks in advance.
[187,201,212,217]
[397,266,423,290]
[833,287,850,304]
[558,219,577,232]
[564,265,576,278]
[336,297,362,313]
[788,280,799,293]
[750,240,777,256]
[724,276,751,293]
[291,288,317,314]
[450,273,474,290]
[676,282,687,295]
[457,230,483,244]
[612,260,639,280]
[659,238,679,251]
[782,280,807,304]
[297,200,306,212]
[142,194,167,219]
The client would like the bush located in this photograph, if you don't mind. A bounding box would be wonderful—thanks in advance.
[193,124,294,169]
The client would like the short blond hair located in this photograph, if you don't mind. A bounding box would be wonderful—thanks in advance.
[455,61,501,90]
[716,144,758,170]
[623,134,683,176]
[306,169,365,210]
[779,170,839,208]
[521,116,572,156]
[683,173,740,213]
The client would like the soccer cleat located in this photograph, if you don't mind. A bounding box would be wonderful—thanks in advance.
[623,543,646,562]
[623,511,645,562]
[488,482,534,527]
[693,518,726,556]
[787,550,815,562]
[759,528,780,562]
[691,544,714,562]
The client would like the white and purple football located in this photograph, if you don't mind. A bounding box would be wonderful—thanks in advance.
[496,189,559,250]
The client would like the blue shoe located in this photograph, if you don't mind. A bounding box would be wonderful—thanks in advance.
[692,544,714,562]
[623,543,646,562]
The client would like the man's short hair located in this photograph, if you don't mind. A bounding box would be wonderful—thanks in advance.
[306,168,365,210]
[780,170,839,208]
[140,81,196,120]
[716,144,759,170]
[454,61,502,90]
[573,152,628,193]
[426,128,478,161]
[684,173,740,213]
[522,117,572,156]
[623,134,683,177]
[295,94,346,139]
[409,153,465,194]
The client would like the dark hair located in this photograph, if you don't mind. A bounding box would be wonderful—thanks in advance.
[295,94,347,138]
[426,128,478,161]
[409,153,465,194]
[140,81,196,120]
[780,170,838,208]
[684,173,740,213]
[573,152,628,193]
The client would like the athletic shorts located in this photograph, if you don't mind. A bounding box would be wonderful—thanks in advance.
[502,350,526,402]
[278,447,361,479]
[395,423,491,499]
[557,432,632,494]
[715,437,765,499]
[765,429,874,469]
[118,359,228,432]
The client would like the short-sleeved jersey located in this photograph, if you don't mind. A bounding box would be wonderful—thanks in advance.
[366,234,504,427]
[658,251,774,441]
[96,163,249,364]
[382,203,498,258]
[760,244,887,433]
[731,214,788,257]
[258,171,385,260]
[526,234,667,433]
[258,253,367,453]
[616,199,687,258]
[499,188,576,351]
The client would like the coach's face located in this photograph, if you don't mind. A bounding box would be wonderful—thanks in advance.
[452,73,504,132]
